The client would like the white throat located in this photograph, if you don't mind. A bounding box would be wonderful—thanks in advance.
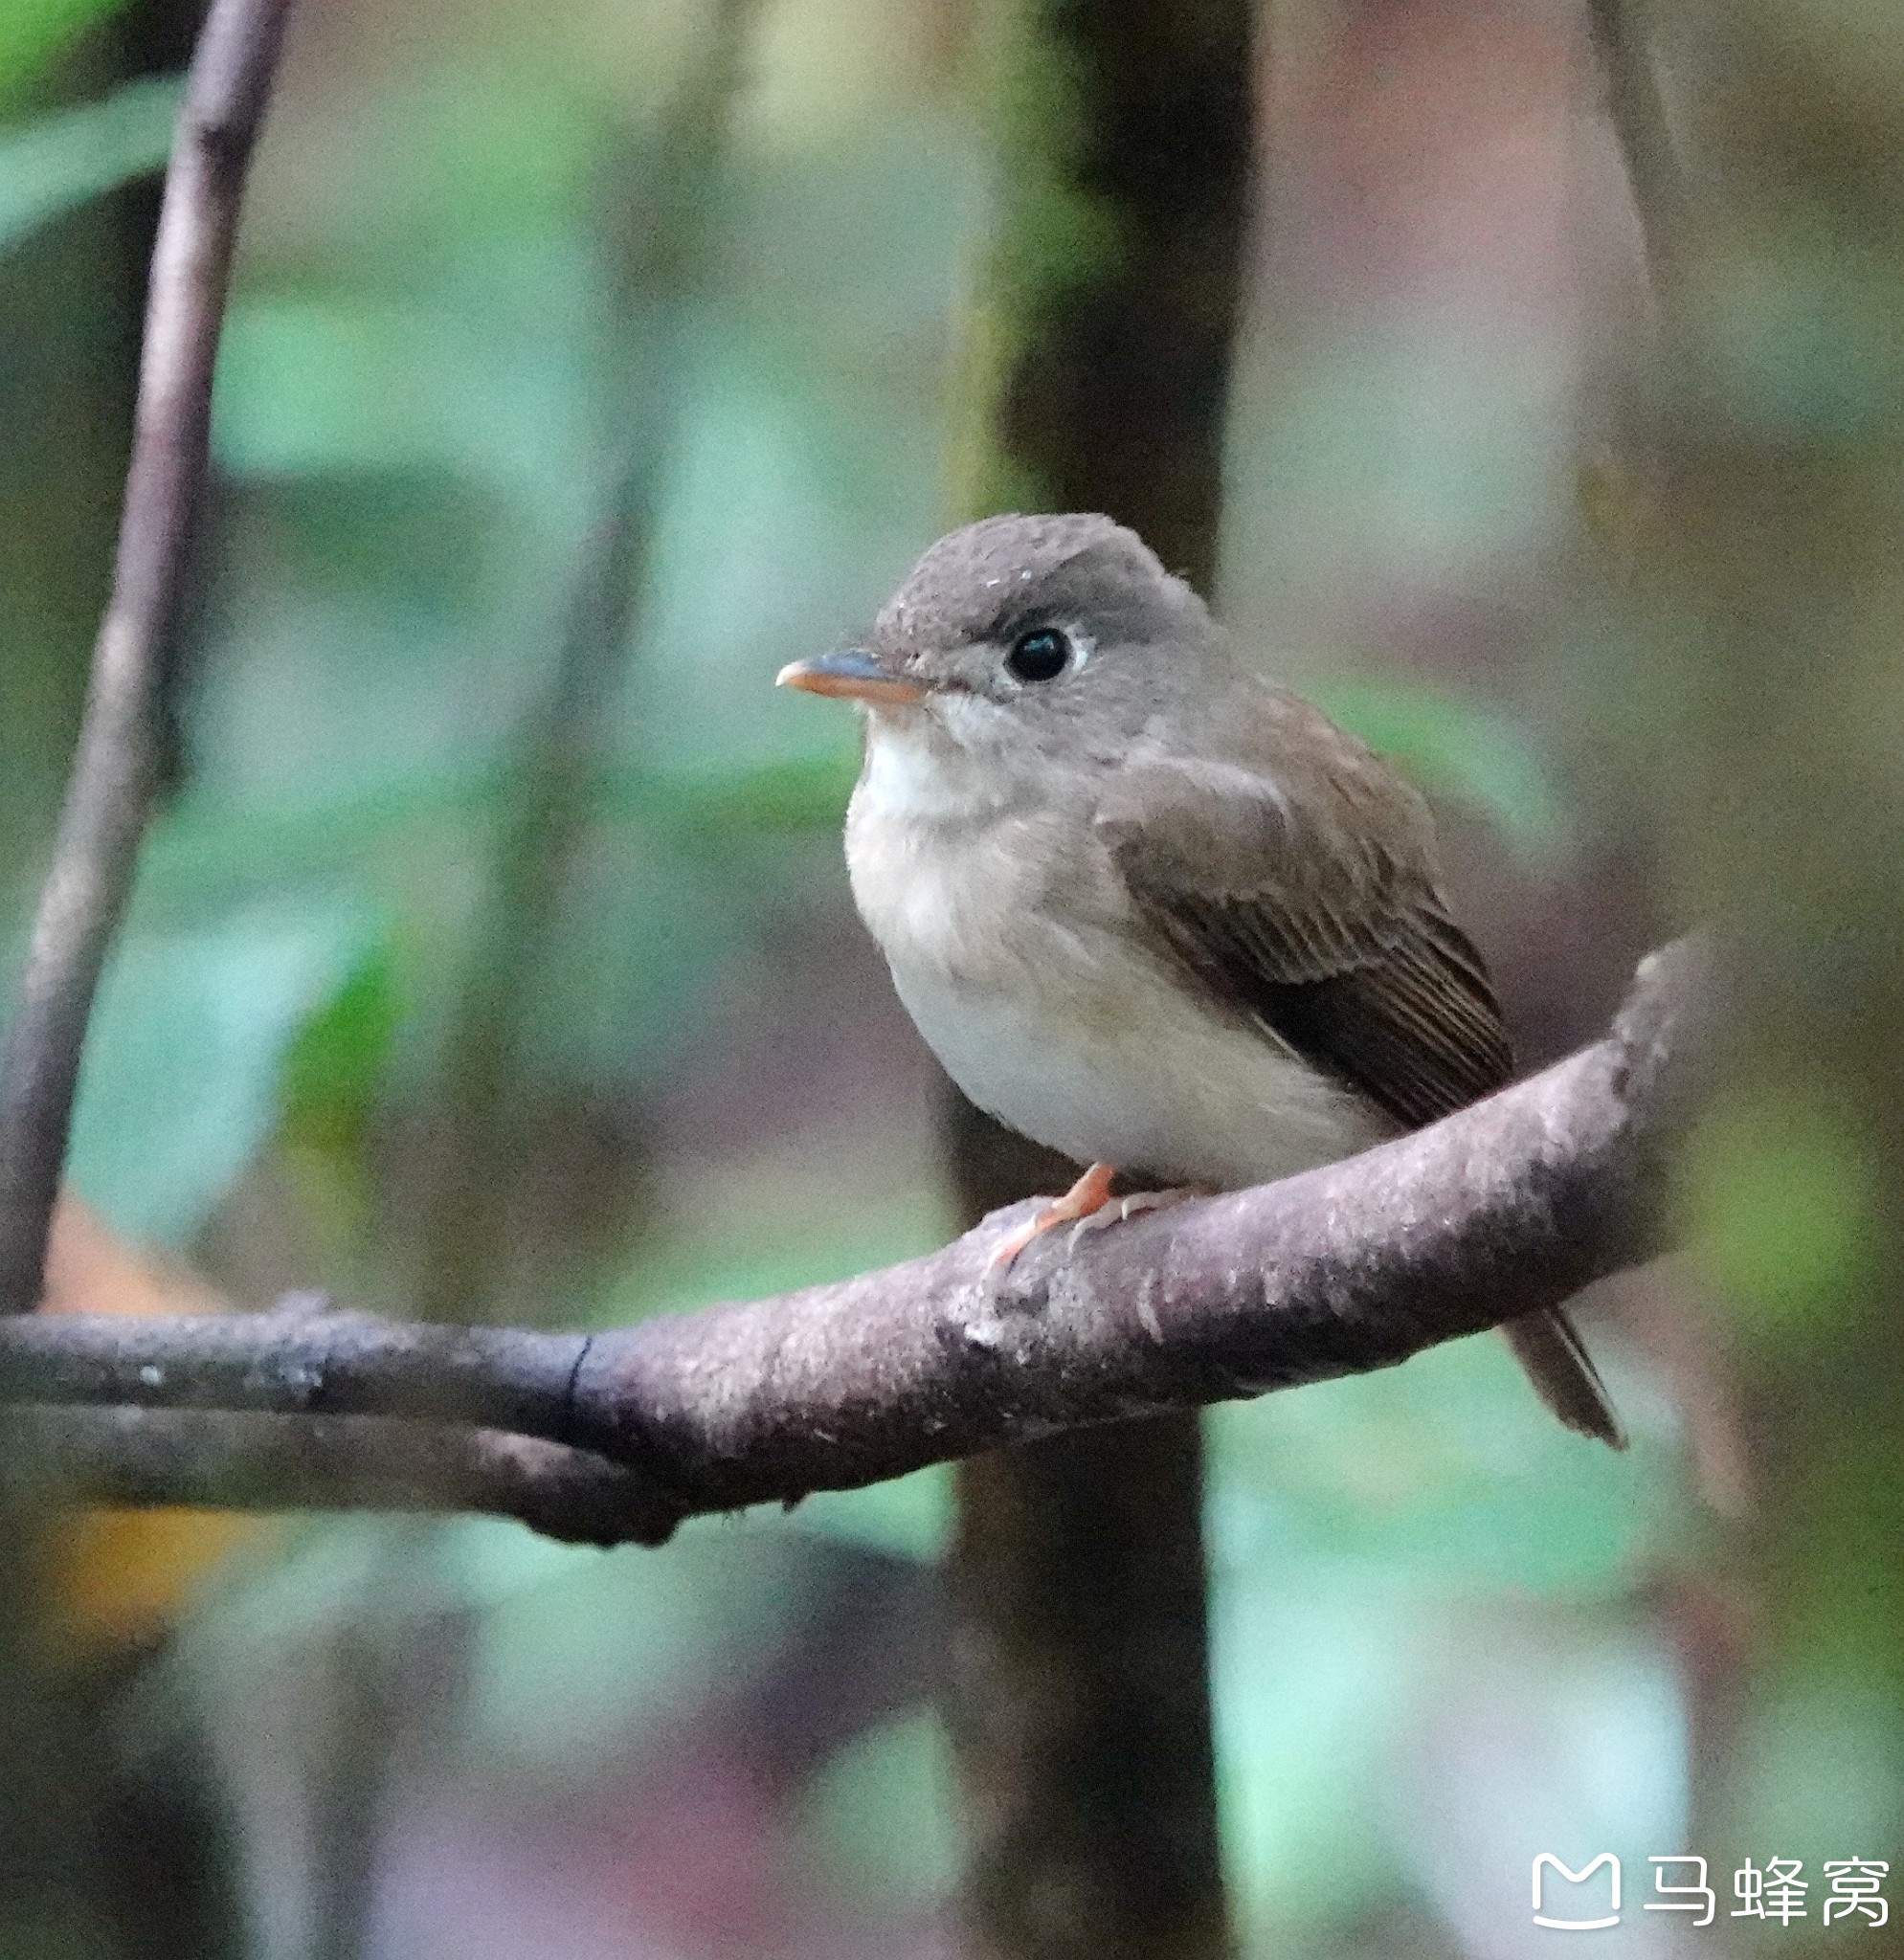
[858,699,1033,829]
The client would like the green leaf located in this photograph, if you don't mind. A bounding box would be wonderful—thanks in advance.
[278,935,401,1165]
[0,0,136,98]
[0,72,179,253]
[66,897,382,1244]
[211,287,598,522]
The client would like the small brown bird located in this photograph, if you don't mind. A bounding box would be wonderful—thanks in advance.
[778,512,1623,1446]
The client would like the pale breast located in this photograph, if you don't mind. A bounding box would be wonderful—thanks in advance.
[844,740,1384,1188]
[885,939,1384,1187]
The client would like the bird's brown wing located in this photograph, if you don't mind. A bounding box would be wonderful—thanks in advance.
[1095,724,1624,1448]
[1093,739,1512,1127]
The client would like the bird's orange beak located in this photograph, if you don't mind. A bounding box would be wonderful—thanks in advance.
[775,649,925,706]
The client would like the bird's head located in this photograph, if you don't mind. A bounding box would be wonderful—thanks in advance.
[776,513,1220,766]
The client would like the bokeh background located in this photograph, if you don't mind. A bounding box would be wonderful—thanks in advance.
[1,0,1893,1954]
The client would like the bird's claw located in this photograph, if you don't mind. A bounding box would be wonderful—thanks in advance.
[1064,1186,1204,1250]
[989,1161,1119,1270]
[991,1168,1211,1270]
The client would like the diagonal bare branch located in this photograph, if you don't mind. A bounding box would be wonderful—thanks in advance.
[0,941,1703,1547]
[0,0,295,1314]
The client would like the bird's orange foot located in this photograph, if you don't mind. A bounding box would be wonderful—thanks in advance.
[1065,1184,1207,1247]
[990,1161,1118,1270]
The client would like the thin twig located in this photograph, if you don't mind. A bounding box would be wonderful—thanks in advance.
[0,0,295,1314]
[414,0,757,1324]
[1584,0,1690,303]
[0,942,1704,1547]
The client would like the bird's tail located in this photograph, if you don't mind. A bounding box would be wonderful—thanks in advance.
[1501,1307,1625,1448]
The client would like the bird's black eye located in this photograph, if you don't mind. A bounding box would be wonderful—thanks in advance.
[1005,626,1071,683]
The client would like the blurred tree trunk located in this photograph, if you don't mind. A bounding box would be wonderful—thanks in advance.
[944,3,1253,1956]
[1627,0,1904,1936]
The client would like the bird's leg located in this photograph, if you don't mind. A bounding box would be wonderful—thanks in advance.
[990,1161,1119,1269]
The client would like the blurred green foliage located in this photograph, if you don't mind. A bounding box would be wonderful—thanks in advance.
[66,897,379,1242]
[1688,1086,1879,1346]
[0,0,134,104]
[0,71,176,250]
[803,1708,959,1908]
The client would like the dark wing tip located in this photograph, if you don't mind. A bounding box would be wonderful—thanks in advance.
[1501,1309,1627,1448]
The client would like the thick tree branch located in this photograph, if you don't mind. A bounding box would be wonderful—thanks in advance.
[0,941,1702,1547]
[0,0,295,1314]
[6,1407,666,1548]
